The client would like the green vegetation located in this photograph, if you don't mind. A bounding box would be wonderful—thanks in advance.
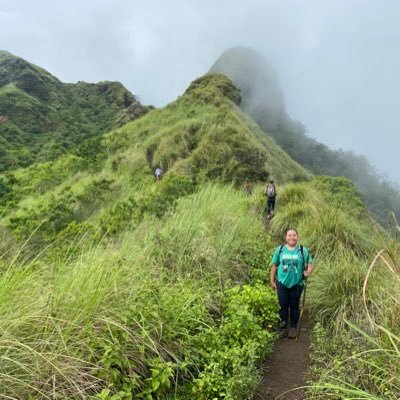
[268,176,399,399]
[0,67,398,399]
[0,72,301,398]
[0,73,308,254]
[274,125,400,228]
[0,185,280,399]
[210,46,400,227]
[307,247,400,399]
[0,50,148,171]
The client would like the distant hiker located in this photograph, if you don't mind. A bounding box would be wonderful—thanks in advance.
[154,167,163,181]
[270,228,313,339]
[243,180,252,195]
[264,180,276,216]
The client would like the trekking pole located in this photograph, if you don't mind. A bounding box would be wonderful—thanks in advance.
[296,277,307,342]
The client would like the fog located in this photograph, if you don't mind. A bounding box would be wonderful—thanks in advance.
[0,0,399,181]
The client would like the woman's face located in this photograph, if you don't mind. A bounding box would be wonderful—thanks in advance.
[285,229,298,247]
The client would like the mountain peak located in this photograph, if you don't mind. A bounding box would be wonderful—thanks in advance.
[209,47,287,131]
[184,73,241,106]
[0,50,61,101]
[0,52,148,171]
[0,50,14,58]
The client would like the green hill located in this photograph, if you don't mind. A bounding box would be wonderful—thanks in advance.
[0,72,398,399]
[0,50,149,171]
[210,47,400,227]
[0,73,310,253]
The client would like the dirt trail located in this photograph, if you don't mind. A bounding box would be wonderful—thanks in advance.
[254,312,311,400]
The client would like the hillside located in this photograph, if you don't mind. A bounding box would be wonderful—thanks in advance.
[210,47,400,226]
[0,50,148,171]
[0,72,309,399]
[0,73,398,399]
[0,73,310,255]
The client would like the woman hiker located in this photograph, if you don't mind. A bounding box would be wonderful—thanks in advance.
[270,228,313,339]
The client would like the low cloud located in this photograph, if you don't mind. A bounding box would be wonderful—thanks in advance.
[0,0,399,181]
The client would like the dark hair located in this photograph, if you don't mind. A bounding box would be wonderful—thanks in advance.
[269,180,274,183]
[285,228,298,235]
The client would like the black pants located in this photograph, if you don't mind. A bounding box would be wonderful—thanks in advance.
[277,282,303,329]
[266,197,275,214]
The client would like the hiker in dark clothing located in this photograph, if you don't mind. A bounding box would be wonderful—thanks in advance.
[265,180,276,216]
[270,228,313,339]
[243,180,253,195]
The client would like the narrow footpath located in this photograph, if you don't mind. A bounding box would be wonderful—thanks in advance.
[254,312,311,400]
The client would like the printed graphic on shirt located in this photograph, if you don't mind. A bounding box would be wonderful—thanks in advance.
[281,253,299,274]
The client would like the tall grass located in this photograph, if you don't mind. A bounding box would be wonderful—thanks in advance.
[0,184,271,398]
[267,177,399,398]
[271,179,377,255]
[307,224,400,398]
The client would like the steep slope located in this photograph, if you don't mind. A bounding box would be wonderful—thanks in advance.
[0,50,148,170]
[103,73,308,184]
[268,178,399,400]
[0,72,309,399]
[210,47,287,132]
[0,73,310,254]
[0,72,397,400]
[210,47,400,226]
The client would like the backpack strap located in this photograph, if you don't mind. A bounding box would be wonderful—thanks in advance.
[299,245,307,284]
[276,244,284,265]
[277,244,309,265]
[299,245,309,264]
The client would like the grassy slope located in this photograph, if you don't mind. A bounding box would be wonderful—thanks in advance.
[209,47,400,228]
[0,73,308,399]
[0,185,278,399]
[0,72,398,399]
[269,177,400,399]
[0,73,310,254]
[103,73,308,182]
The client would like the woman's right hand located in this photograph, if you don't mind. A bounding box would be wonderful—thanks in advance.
[270,281,277,290]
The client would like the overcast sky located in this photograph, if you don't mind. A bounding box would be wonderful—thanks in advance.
[0,0,398,182]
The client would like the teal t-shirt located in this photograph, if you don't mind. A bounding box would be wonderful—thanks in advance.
[272,245,312,288]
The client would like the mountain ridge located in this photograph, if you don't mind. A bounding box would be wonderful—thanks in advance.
[0,72,310,253]
[0,50,149,171]
[0,61,396,400]
[210,46,400,226]
[210,46,287,132]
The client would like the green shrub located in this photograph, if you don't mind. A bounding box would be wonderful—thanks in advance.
[137,174,195,218]
[189,284,278,399]
[239,238,274,284]
[0,176,11,198]
[73,178,114,221]
[190,134,269,186]
[278,183,307,205]
[224,283,279,330]
[184,73,242,106]
[98,197,140,235]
